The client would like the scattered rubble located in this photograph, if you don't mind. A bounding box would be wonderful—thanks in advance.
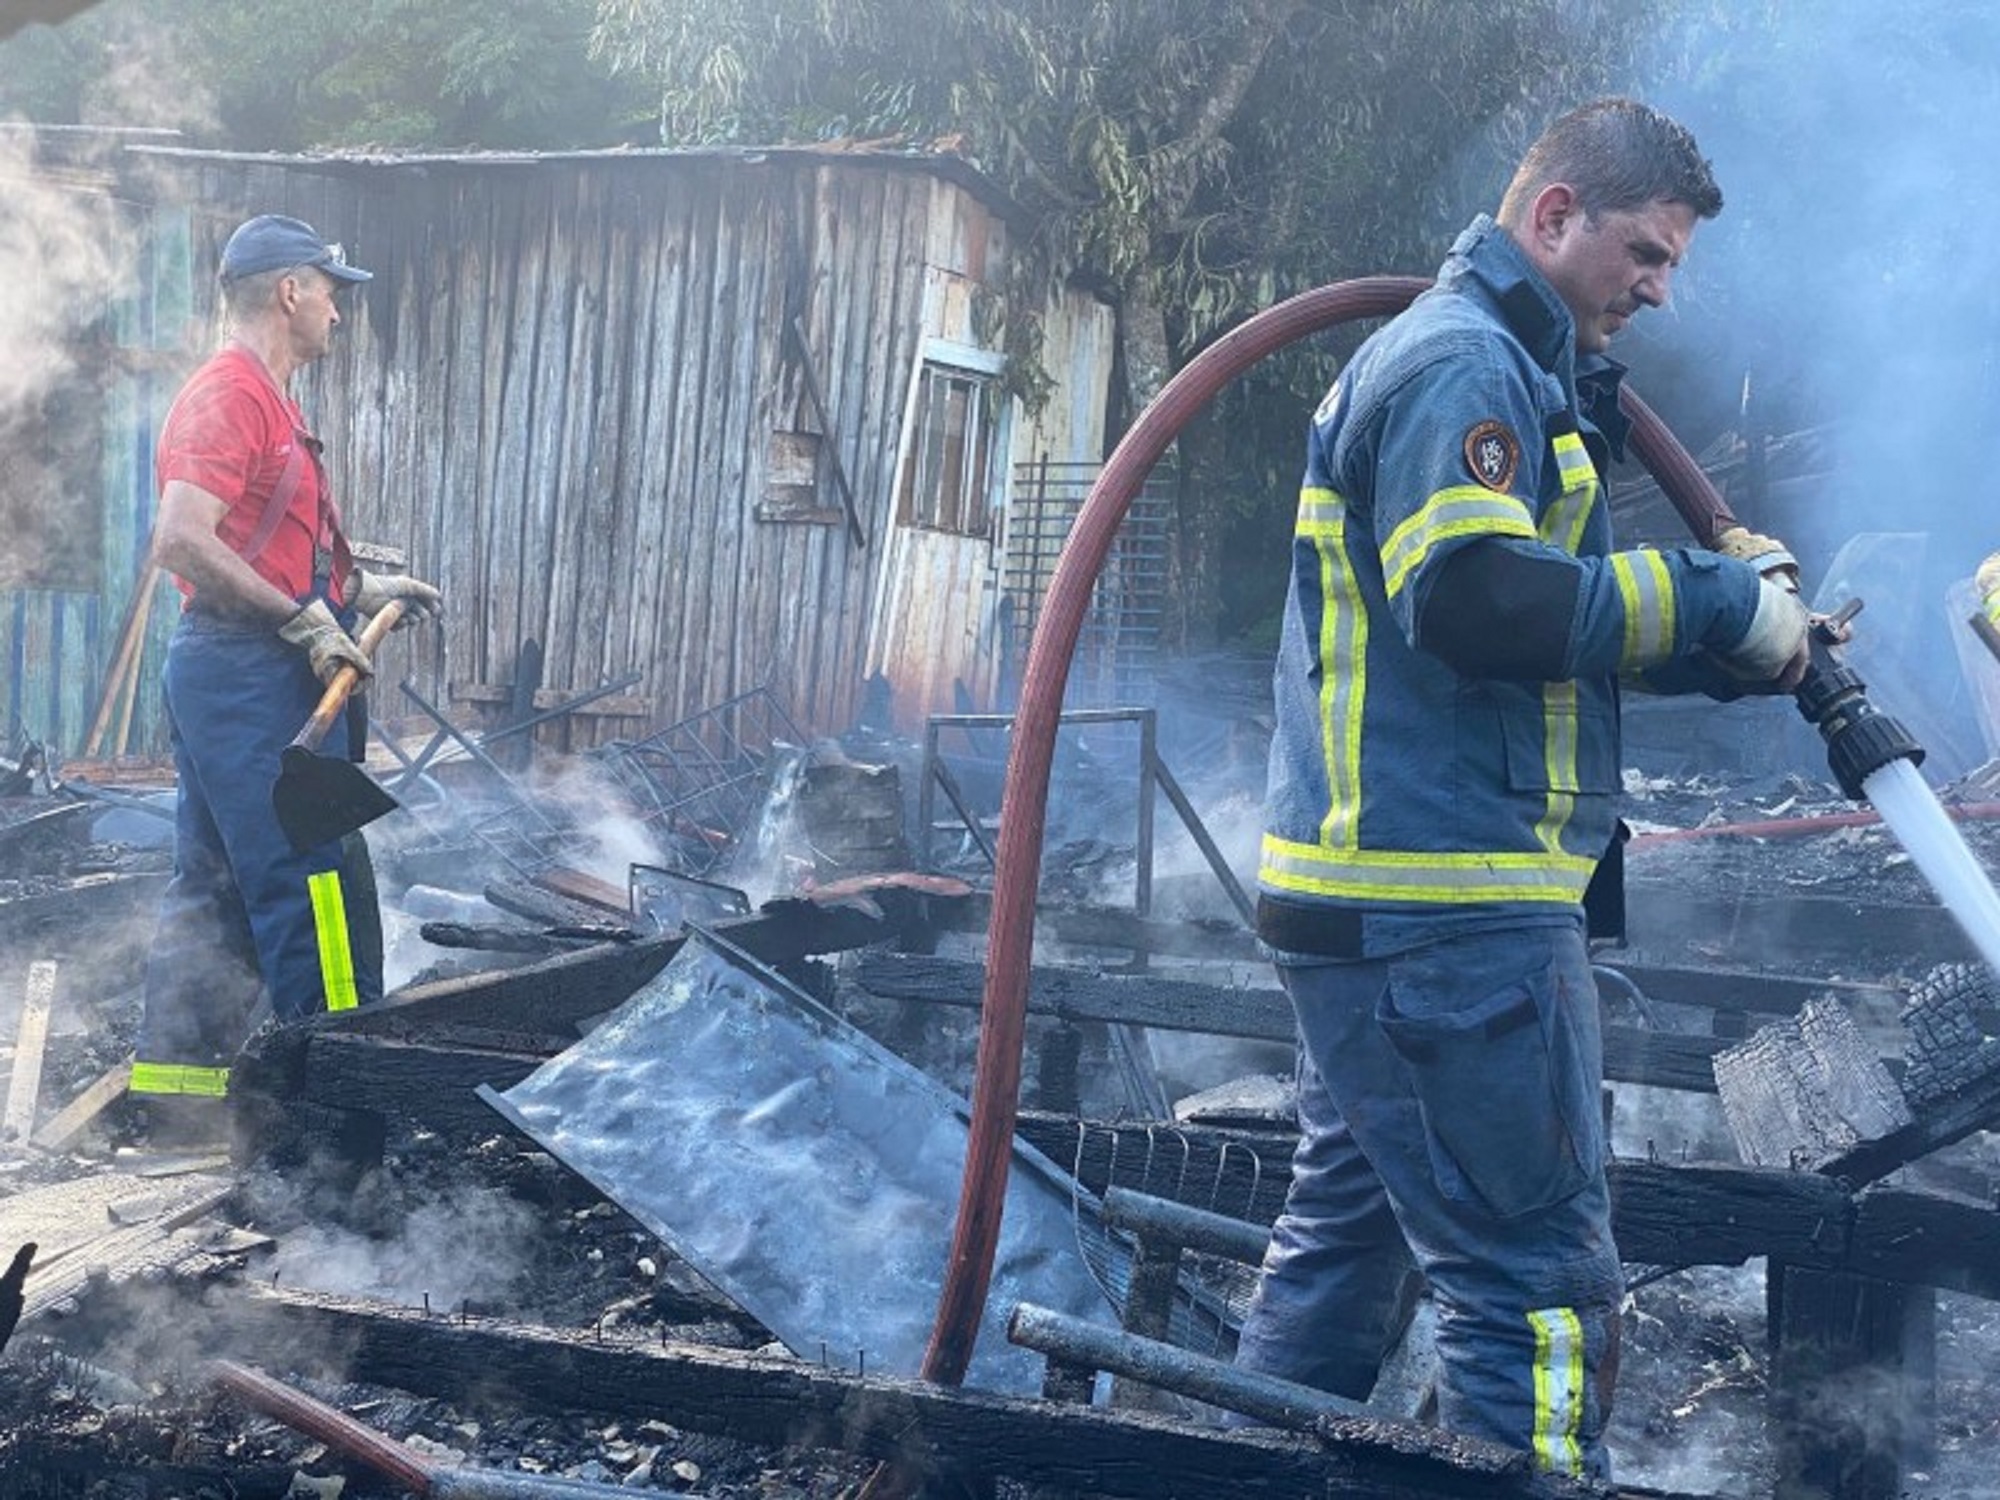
[4,706,2000,1497]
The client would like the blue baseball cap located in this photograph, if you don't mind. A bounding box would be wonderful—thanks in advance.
[219,214,373,284]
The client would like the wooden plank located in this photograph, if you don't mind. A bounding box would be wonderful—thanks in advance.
[531,866,631,916]
[31,1060,133,1153]
[0,1171,232,1328]
[1601,961,1899,1021]
[1851,1187,2000,1301]
[850,951,1294,1040]
[194,1281,1635,1500]
[308,1032,538,1133]
[1770,1265,1934,1499]
[1609,1159,1858,1270]
[1713,997,1913,1168]
[1623,884,1974,975]
[856,950,1732,1094]
[1602,1025,1729,1094]
[3,960,57,1141]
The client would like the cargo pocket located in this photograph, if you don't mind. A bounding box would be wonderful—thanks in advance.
[1376,946,1592,1220]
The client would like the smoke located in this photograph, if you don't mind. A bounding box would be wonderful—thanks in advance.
[0,9,222,414]
[1614,6,2000,774]
[1631,7,2000,517]
[259,1177,540,1314]
[0,129,134,416]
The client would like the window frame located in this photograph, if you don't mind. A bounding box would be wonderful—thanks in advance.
[892,338,1009,543]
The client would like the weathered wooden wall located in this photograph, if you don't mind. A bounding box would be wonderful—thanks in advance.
[110,146,1115,749]
[0,180,193,760]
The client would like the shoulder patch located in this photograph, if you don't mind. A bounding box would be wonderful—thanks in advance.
[1463,420,1521,493]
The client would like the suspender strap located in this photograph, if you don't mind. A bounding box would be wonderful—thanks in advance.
[227,344,320,566]
[241,438,309,564]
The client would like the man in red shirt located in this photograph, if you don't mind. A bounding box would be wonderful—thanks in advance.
[136,214,442,1122]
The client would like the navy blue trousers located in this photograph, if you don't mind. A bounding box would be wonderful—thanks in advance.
[1233,923,1622,1478]
[137,615,382,1087]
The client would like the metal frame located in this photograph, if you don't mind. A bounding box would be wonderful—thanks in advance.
[918,706,1253,928]
[584,686,807,879]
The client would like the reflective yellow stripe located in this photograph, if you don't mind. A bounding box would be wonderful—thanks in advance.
[1258,835,1596,904]
[1535,681,1579,855]
[1297,485,1344,530]
[308,869,360,1012]
[1528,1306,1586,1475]
[1985,593,2000,628]
[1299,490,1368,850]
[1609,550,1676,668]
[130,1061,230,1098]
[1380,487,1536,599]
[1540,433,1598,555]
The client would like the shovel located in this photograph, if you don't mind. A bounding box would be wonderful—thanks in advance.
[273,600,404,851]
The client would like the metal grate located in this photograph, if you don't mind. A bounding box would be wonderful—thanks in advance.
[584,687,806,878]
[1003,458,1174,709]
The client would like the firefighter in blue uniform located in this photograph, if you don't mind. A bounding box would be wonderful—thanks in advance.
[1235,100,1811,1476]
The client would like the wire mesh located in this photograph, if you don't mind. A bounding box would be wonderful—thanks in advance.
[1055,1119,1282,1363]
[584,687,806,878]
[1003,458,1173,709]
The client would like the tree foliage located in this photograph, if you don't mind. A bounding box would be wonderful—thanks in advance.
[0,0,652,151]
[593,0,1687,640]
[595,0,1672,360]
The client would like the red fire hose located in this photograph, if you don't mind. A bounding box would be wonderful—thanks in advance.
[922,276,1422,1385]
[211,1358,647,1498]
[924,274,1771,1389]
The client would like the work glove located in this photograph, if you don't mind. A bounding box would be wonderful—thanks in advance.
[277,598,374,686]
[1713,574,1811,693]
[348,567,443,627]
[1714,524,1798,581]
[1978,550,2000,624]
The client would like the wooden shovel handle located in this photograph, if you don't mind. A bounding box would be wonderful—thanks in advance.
[84,559,161,758]
[289,600,405,755]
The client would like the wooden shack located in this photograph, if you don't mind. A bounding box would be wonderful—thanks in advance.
[1,135,1120,756]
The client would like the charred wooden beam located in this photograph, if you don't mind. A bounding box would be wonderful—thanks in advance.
[1769,1266,1935,1500]
[1713,997,1913,1170]
[940,885,1969,979]
[416,921,598,955]
[301,1032,538,1134]
[233,894,945,1165]
[0,1243,32,1357]
[854,951,1731,1093]
[170,1281,1670,1500]
[483,877,635,932]
[1015,1114,2000,1296]
[1623,885,1974,974]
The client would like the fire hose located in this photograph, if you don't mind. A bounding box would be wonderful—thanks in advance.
[928,276,1927,1387]
[210,1359,645,1499]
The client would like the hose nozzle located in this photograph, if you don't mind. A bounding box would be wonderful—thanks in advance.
[1791,597,1924,800]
